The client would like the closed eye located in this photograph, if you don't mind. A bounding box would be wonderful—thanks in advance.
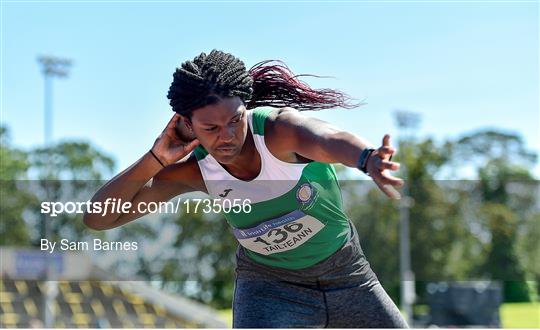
[231,114,243,124]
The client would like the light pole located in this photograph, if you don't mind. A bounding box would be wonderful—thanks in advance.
[394,110,421,326]
[37,55,72,328]
[38,56,72,145]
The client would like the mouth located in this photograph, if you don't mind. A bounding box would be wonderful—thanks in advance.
[216,146,237,154]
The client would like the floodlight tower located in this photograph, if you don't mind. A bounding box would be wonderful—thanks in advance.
[38,56,72,144]
[37,55,72,328]
[394,110,421,326]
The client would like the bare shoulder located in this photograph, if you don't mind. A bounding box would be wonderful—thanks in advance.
[153,154,206,193]
[266,107,303,126]
[264,107,302,138]
[264,107,310,163]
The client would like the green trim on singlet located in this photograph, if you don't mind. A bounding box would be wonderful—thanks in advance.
[252,108,274,135]
[194,107,351,269]
[193,107,272,159]
[225,161,350,269]
[193,145,209,161]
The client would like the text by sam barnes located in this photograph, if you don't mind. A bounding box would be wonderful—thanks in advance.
[41,239,138,253]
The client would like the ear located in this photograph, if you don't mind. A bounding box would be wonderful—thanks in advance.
[175,115,196,141]
[177,115,193,131]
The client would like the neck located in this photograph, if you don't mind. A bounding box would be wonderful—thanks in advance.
[221,131,261,180]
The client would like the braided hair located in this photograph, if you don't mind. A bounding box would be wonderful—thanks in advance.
[167,50,357,117]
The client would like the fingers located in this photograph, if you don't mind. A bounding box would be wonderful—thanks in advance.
[164,139,200,164]
[383,184,402,200]
[371,169,404,187]
[368,135,402,199]
[379,134,396,160]
[380,160,400,171]
[369,152,400,171]
[382,134,390,147]
[368,148,404,199]
[372,174,402,199]
[377,146,395,160]
[371,171,404,199]
[174,117,196,142]
[183,139,200,153]
[166,113,181,130]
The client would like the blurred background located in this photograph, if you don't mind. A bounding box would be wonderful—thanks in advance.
[1,0,539,328]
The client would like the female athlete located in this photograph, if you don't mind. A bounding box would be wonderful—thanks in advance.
[84,50,408,328]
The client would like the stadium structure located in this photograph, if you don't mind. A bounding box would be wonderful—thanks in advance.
[0,247,227,328]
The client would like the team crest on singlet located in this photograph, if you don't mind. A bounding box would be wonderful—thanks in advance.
[296,183,318,210]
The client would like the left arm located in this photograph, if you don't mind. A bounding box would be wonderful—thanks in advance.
[269,108,404,199]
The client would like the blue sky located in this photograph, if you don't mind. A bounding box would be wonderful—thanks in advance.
[1,1,538,177]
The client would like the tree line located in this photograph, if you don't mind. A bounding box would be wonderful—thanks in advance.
[1,125,538,308]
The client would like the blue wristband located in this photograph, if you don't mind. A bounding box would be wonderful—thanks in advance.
[357,148,375,174]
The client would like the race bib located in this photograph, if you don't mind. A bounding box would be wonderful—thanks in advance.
[232,210,325,255]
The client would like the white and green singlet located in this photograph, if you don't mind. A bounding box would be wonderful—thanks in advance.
[193,108,351,270]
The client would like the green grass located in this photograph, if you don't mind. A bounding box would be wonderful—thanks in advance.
[217,309,233,328]
[500,302,540,328]
[218,303,540,328]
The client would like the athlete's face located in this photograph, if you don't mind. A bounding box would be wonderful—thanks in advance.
[189,96,248,164]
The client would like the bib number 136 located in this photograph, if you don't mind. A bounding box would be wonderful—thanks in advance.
[253,222,304,245]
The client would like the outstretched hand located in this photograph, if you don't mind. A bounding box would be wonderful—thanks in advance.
[366,134,404,199]
[151,113,200,166]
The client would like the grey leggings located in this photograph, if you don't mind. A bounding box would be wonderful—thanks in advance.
[233,221,408,328]
[233,277,408,328]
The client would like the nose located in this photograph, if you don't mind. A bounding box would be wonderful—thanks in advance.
[220,126,235,142]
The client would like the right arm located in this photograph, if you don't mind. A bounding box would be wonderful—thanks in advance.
[83,113,201,230]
